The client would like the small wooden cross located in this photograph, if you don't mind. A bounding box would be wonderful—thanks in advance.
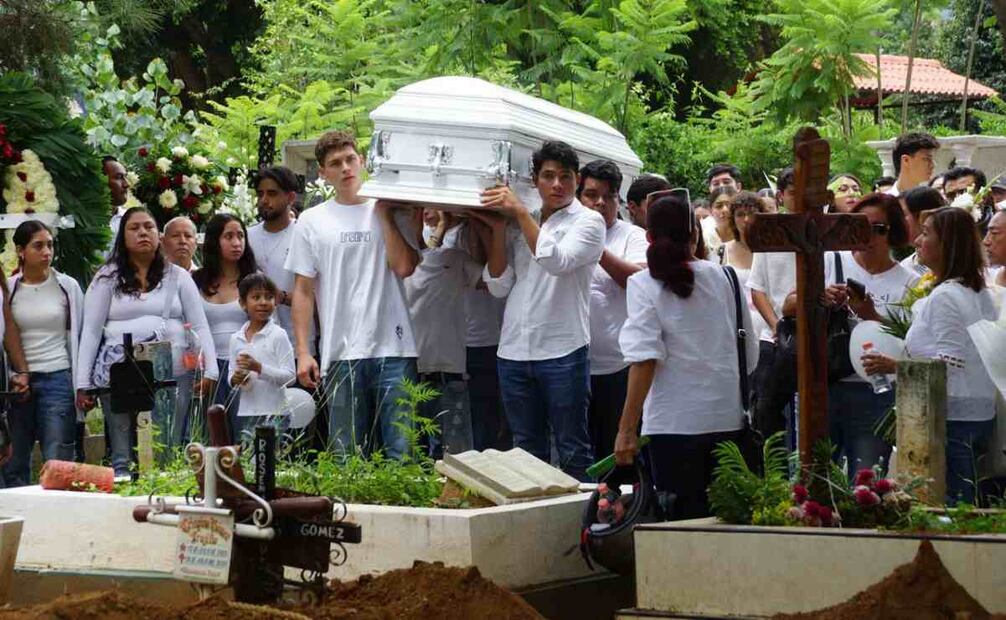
[746,127,872,466]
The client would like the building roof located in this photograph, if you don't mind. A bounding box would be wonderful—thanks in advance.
[852,54,997,99]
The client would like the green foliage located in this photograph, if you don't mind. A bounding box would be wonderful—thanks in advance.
[708,432,792,525]
[0,72,111,284]
[903,504,1006,534]
[973,96,1006,135]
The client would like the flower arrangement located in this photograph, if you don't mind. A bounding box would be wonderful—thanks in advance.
[0,140,61,272]
[131,144,229,228]
[949,184,994,223]
[788,466,915,529]
[216,167,257,226]
[881,271,936,340]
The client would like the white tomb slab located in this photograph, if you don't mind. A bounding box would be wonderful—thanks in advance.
[436,447,581,505]
[357,76,643,210]
[0,486,599,591]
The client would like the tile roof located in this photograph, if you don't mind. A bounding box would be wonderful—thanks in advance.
[852,53,997,99]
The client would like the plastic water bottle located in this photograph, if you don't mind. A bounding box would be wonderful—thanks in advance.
[182,323,201,371]
[862,341,892,394]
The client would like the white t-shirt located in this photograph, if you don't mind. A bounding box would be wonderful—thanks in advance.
[284,199,417,371]
[484,199,605,361]
[11,272,70,372]
[229,320,296,417]
[619,261,759,435]
[906,280,997,421]
[404,227,482,374]
[247,220,315,354]
[747,252,797,342]
[900,252,929,277]
[465,287,505,348]
[589,219,648,375]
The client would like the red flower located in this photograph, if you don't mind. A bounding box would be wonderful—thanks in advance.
[0,123,6,136]
[212,185,221,194]
[138,147,149,158]
[792,484,808,504]
[24,191,35,202]
[2,143,12,159]
[182,194,199,211]
[146,162,156,173]
[853,469,875,487]
[172,174,184,187]
[158,177,171,190]
[12,151,21,163]
[853,486,880,507]
[16,171,26,182]
[874,479,895,495]
[817,505,833,526]
[803,500,823,518]
[200,183,208,195]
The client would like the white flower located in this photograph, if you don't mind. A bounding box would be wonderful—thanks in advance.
[155,157,172,174]
[124,192,142,209]
[216,141,228,152]
[125,171,139,187]
[190,154,210,170]
[3,150,59,214]
[158,189,178,209]
[950,192,976,210]
[182,174,203,195]
[171,146,189,159]
[198,200,214,214]
[212,175,230,192]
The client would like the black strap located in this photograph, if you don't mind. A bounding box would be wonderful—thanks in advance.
[722,265,749,411]
[834,251,844,284]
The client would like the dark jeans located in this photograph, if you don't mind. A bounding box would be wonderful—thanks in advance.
[418,372,472,458]
[497,346,593,481]
[2,369,75,487]
[588,368,629,462]
[648,429,743,520]
[829,380,894,477]
[212,358,241,443]
[752,340,794,440]
[323,357,417,460]
[946,418,995,505]
[467,345,510,451]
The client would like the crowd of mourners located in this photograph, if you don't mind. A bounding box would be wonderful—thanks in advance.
[2,129,1005,517]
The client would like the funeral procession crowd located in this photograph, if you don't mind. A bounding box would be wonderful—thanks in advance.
[2,128,1006,518]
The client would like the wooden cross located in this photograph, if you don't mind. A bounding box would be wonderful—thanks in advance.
[746,127,872,466]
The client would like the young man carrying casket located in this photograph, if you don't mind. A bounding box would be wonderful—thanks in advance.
[469,140,606,481]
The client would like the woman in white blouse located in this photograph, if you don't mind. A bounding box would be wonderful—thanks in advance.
[192,213,259,438]
[864,206,997,504]
[2,221,82,487]
[77,207,217,479]
[614,194,759,519]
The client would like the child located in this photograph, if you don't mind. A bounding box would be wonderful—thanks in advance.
[228,273,296,439]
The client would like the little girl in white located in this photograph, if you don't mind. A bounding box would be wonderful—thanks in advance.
[228,273,295,439]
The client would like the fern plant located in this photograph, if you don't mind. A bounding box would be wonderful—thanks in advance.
[708,432,791,525]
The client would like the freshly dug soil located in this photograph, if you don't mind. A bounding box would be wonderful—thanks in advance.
[775,540,999,620]
[0,562,542,620]
[433,479,496,509]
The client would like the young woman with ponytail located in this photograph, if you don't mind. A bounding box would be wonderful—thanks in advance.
[613,194,759,520]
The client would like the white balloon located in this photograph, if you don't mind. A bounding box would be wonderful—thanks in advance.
[283,388,317,429]
[849,320,905,383]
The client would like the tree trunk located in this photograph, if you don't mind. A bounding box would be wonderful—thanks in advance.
[876,46,884,130]
[902,0,923,133]
[961,0,988,130]
[990,0,1006,52]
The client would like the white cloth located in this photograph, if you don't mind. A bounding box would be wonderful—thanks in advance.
[701,216,725,258]
[76,264,218,389]
[900,252,929,277]
[589,219,648,375]
[246,221,314,354]
[619,261,759,435]
[906,280,998,421]
[104,206,127,259]
[404,227,482,374]
[747,252,797,342]
[10,272,70,372]
[483,199,605,361]
[202,298,246,360]
[229,320,296,417]
[284,199,417,371]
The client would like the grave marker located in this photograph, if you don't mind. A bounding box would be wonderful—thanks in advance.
[895,360,947,504]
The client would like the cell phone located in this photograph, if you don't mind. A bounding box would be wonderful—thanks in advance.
[846,277,867,300]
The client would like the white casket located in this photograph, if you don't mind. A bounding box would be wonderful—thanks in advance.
[358,76,643,210]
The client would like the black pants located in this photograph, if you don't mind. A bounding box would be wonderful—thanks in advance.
[648,429,742,520]
[588,368,629,462]
[752,340,794,439]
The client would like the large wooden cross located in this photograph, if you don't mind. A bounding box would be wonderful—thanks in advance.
[746,127,872,466]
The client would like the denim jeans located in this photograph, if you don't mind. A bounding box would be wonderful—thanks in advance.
[588,368,629,462]
[2,369,75,487]
[497,346,593,481]
[829,380,894,477]
[211,358,241,442]
[466,345,510,451]
[233,414,290,444]
[323,357,417,460]
[418,373,472,458]
[946,418,995,505]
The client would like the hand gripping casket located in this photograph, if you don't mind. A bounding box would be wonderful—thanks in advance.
[358,76,643,210]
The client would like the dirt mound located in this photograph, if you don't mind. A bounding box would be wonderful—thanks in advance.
[775,540,994,620]
[0,562,542,620]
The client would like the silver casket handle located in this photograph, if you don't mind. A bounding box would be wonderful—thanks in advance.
[366,130,391,175]
[366,137,518,185]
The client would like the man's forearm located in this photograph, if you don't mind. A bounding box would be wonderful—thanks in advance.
[515,209,540,255]
[486,227,507,278]
[599,250,644,288]
[751,290,778,333]
[380,210,419,278]
[291,277,316,357]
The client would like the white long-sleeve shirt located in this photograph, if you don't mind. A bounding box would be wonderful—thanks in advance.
[906,280,998,421]
[483,199,605,361]
[228,320,295,417]
[76,263,218,389]
[619,261,759,435]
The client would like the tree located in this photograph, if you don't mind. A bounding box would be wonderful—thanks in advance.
[750,0,897,137]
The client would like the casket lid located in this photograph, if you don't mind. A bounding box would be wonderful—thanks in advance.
[369,76,643,168]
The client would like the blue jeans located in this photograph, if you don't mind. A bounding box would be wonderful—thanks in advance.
[233,414,290,443]
[103,371,190,477]
[2,369,75,487]
[829,381,894,477]
[946,419,995,505]
[497,346,593,481]
[323,357,417,460]
[211,358,241,442]
[418,372,473,458]
[467,345,510,451]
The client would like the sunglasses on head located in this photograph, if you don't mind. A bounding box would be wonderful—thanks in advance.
[871,222,890,236]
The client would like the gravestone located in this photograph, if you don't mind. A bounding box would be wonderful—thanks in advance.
[435,448,581,505]
[746,127,871,464]
[895,360,947,504]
